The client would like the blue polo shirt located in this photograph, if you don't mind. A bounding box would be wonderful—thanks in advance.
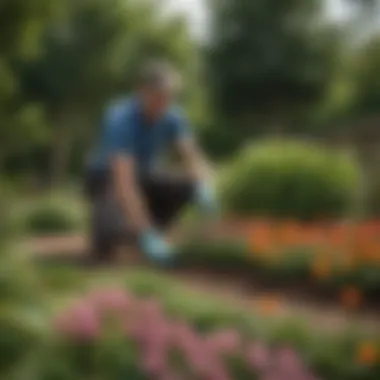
[88,97,190,174]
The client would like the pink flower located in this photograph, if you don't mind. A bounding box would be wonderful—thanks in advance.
[140,347,167,377]
[86,287,132,314]
[169,322,216,377]
[246,342,272,372]
[158,371,183,380]
[185,345,214,376]
[274,346,303,374]
[124,316,143,340]
[54,300,99,341]
[148,325,170,350]
[259,373,281,380]
[204,360,231,380]
[205,329,241,355]
[134,316,170,352]
[136,298,163,320]
[171,322,198,349]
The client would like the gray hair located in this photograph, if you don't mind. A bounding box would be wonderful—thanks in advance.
[138,61,182,94]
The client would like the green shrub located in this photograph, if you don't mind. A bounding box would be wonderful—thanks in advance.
[24,201,81,235]
[0,308,47,375]
[219,139,361,220]
[0,256,41,305]
[0,253,47,376]
[33,264,86,295]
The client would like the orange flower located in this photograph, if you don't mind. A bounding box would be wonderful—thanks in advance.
[249,236,273,255]
[255,295,281,316]
[310,255,331,279]
[301,225,325,246]
[327,224,351,250]
[249,224,273,254]
[371,245,380,263]
[275,221,303,247]
[353,224,375,251]
[339,286,363,309]
[356,240,380,263]
[355,342,377,365]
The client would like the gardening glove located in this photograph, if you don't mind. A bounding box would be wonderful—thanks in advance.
[139,229,174,264]
[194,181,219,217]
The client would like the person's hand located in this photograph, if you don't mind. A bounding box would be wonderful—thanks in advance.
[194,181,219,217]
[139,229,174,263]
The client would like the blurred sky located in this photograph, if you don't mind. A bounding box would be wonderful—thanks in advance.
[166,0,354,40]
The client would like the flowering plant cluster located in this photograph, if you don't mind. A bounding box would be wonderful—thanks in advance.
[180,218,380,307]
[247,220,380,263]
[245,219,380,303]
[51,287,319,380]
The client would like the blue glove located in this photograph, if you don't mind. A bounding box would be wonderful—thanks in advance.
[194,182,219,216]
[139,229,174,264]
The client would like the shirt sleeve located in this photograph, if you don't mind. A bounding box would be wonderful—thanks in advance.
[103,104,133,157]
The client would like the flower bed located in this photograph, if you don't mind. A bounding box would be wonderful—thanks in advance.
[178,219,380,306]
[2,258,380,380]
[31,286,380,380]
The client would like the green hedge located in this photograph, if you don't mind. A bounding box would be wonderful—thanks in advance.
[219,139,361,220]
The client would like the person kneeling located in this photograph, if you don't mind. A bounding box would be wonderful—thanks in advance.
[84,61,218,264]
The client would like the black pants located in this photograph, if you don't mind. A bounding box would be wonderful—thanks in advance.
[84,168,195,246]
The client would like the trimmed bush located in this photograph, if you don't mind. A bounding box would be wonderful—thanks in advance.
[24,200,82,235]
[219,139,361,220]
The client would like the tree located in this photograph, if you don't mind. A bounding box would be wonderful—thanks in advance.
[350,37,380,117]
[204,0,341,156]
[21,0,198,185]
[0,0,59,168]
[309,0,380,134]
